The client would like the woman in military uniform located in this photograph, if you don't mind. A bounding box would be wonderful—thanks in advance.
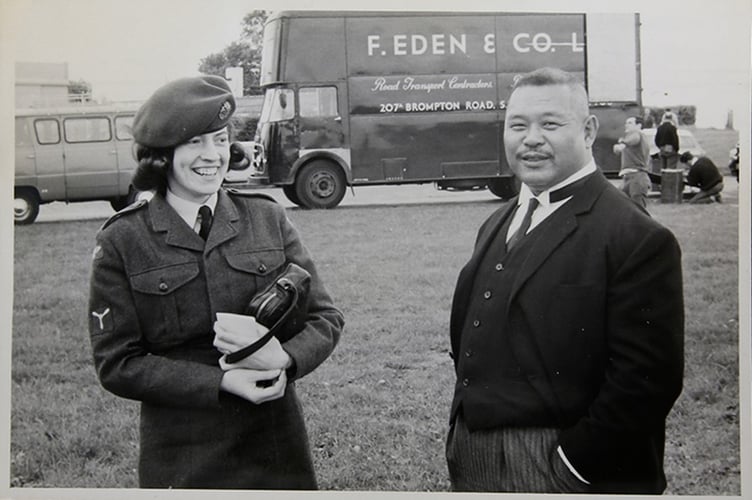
[87,75,344,489]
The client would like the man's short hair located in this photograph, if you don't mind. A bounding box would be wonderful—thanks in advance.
[510,67,589,113]
[679,151,693,163]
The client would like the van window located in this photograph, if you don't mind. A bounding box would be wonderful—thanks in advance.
[64,117,112,143]
[300,87,338,117]
[15,118,33,147]
[115,115,134,140]
[34,119,60,145]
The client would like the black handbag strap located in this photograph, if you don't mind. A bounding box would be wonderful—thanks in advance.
[224,284,300,363]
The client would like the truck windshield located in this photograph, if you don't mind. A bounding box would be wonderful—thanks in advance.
[260,88,295,123]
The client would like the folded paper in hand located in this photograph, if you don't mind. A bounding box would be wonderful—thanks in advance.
[225,262,311,363]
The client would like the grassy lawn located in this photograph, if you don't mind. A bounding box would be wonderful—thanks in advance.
[11,195,739,494]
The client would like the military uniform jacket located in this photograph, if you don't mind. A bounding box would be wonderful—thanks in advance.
[449,171,684,494]
[88,189,344,488]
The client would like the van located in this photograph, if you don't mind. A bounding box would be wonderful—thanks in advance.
[14,103,141,224]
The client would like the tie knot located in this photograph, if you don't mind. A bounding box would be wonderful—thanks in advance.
[198,205,212,218]
[526,197,540,212]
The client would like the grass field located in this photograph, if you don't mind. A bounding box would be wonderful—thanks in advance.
[11,129,741,494]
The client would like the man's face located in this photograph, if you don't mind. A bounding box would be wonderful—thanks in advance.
[168,127,230,203]
[504,84,597,194]
[625,117,640,133]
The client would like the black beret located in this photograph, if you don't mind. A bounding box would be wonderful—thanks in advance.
[132,75,236,148]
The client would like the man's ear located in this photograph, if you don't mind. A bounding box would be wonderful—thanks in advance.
[584,114,599,148]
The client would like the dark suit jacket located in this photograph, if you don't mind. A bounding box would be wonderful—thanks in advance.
[450,171,684,494]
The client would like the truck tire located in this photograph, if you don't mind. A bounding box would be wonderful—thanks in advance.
[294,160,346,209]
[283,184,303,206]
[14,189,40,225]
[488,177,521,201]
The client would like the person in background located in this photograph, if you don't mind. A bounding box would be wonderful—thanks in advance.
[88,75,344,489]
[680,151,724,203]
[655,111,680,170]
[446,67,684,495]
[613,116,652,208]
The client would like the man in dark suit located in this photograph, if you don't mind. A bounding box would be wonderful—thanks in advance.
[446,68,684,494]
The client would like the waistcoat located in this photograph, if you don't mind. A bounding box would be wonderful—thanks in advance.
[453,211,556,430]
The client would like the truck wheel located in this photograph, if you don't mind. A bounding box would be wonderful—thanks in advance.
[295,160,346,209]
[283,184,303,206]
[14,189,40,225]
[488,177,521,200]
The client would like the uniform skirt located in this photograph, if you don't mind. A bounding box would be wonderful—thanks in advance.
[138,383,316,489]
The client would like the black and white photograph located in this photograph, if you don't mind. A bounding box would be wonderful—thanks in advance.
[1,0,750,498]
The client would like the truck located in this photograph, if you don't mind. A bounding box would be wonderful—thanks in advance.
[14,103,142,224]
[247,10,643,208]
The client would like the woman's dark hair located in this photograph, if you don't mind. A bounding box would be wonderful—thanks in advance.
[131,144,173,195]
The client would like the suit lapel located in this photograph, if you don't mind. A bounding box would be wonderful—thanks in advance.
[508,171,610,304]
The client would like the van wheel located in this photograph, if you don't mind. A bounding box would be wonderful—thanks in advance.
[283,185,303,206]
[295,160,346,209]
[14,189,40,225]
[488,177,521,200]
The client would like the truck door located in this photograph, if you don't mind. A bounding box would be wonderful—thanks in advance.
[62,115,120,200]
[298,84,347,154]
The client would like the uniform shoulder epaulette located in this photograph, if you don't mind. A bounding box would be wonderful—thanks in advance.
[225,188,278,204]
[100,199,148,230]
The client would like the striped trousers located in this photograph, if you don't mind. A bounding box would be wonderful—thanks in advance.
[446,413,591,493]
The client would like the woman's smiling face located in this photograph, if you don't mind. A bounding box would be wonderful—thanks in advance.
[167,127,230,203]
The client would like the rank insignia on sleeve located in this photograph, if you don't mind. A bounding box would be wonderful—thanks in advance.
[90,307,113,333]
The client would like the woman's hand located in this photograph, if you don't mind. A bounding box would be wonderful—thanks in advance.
[219,368,287,404]
[214,321,292,370]
[213,318,269,353]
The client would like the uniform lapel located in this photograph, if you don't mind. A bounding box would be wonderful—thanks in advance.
[149,194,205,252]
[204,190,240,253]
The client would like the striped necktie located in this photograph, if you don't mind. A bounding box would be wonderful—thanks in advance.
[506,197,539,251]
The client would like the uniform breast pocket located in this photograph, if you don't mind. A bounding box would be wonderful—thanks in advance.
[129,262,200,345]
[224,248,286,307]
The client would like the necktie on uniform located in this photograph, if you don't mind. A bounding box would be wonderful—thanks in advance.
[197,205,213,240]
[506,197,539,251]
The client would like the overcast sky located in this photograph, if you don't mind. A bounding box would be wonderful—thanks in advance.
[2,0,750,127]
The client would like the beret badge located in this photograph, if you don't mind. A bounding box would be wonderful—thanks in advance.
[219,100,233,121]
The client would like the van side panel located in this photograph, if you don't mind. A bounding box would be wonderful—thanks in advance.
[62,116,120,200]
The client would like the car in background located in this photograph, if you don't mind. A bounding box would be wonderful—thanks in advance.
[641,128,706,159]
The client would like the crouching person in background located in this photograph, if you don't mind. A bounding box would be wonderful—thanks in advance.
[680,151,724,204]
[88,75,343,489]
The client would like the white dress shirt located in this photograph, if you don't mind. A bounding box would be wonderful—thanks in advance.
[165,189,218,233]
[506,160,597,244]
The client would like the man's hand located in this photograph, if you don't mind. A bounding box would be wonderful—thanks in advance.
[219,368,287,404]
